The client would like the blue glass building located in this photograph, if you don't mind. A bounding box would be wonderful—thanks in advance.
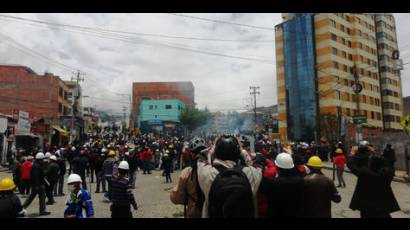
[281,14,318,141]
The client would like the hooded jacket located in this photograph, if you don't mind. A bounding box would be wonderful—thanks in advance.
[197,157,262,218]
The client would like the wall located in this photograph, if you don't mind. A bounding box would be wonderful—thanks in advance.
[0,65,65,119]
[132,82,194,127]
[282,14,317,141]
[139,99,185,122]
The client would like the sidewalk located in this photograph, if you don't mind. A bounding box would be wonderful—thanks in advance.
[322,161,409,184]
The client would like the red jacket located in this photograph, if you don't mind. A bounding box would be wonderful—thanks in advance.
[20,161,33,180]
[333,155,346,169]
[258,159,277,217]
[142,149,152,161]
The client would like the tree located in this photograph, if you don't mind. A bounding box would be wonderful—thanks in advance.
[318,113,338,145]
[179,108,211,132]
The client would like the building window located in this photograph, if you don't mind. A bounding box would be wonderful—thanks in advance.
[333,61,339,69]
[342,51,347,58]
[371,111,375,119]
[330,19,336,27]
[370,97,374,104]
[396,116,401,122]
[331,33,337,41]
[360,68,364,75]
[377,113,381,120]
[362,95,366,103]
[348,41,352,47]
[394,92,399,97]
[332,47,338,55]
[344,79,348,86]
[149,105,153,110]
[347,28,351,34]
[348,54,352,60]
[154,105,157,109]
[343,65,348,72]
[359,43,363,49]
[59,103,63,113]
[165,105,172,109]
[395,104,399,111]
[352,94,356,102]
[155,115,158,119]
[346,108,351,116]
[340,24,345,32]
[342,38,346,45]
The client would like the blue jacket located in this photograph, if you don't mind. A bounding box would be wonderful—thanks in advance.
[64,189,94,218]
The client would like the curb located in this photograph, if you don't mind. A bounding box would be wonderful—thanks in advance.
[322,165,407,184]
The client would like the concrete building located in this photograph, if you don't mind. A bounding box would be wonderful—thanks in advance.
[138,99,186,135]
[275,13,404,142]
[403,96,410,116]
[0,65,71,119]
[131,81,194,128]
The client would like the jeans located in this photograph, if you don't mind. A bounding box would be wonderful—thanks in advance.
[111,204,132,218]
[129,170,136,189]
[104,176,112,200]
[96,171,106,192]
[20,179,31,195]
[54,174,65,195]
[23,185,47,213]
[336,168,346,187]
[45,181,56,203]
[90,167,95,183]
[143,161,150,174]
[79,173,87,190]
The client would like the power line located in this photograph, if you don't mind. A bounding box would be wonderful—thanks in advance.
[0,14,274,43]
[167,13,274,31]
[0,15,275,65]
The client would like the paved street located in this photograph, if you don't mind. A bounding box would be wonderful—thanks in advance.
[1,167,409,218]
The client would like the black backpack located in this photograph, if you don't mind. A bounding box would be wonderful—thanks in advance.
[208,165,255,218]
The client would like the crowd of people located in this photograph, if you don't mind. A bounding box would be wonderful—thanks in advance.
[0,127,401,218]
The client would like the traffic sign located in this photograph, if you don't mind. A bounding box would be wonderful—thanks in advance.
[353,115,367,124]
[400,114,410,131]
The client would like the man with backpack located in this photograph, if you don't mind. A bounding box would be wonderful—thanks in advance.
[170,137,207,218]
[197,135,262,218]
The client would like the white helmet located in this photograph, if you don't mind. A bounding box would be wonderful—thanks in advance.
[71,147,76,151]
[67,174,82,184]
[60,148,65,151]
[118,161,129,170]
[359,140,369,147]
[50,155,57,161]
[35,152,45,160]
[45,152,51,159]
[125,152,129,156]
[102,148,107,153]
[275,153,294,169]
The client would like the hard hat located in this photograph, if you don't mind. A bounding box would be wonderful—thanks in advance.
[50,155,57,161]
[45,152,51,158]
[108,150,115,156]
[35,152,45,160]
[67,174,82,184]
[274,153,294,169]
[335,148,343,154]
[0,178,16,191]
[60,148,65,151]
[118,161,129,170]
[359,140,369,147]
[102,148,107,153]
[71,147,76,151]
[125,152,129,156]
[27,156,34,160]
[307,156,323,168]
[107,144,111,148]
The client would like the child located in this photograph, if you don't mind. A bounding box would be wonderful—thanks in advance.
[333,148,346,187]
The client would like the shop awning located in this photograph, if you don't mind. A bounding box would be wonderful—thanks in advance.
[53,126,69,136]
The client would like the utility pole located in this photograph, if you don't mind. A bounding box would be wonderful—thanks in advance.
[122,106,127,129]
[353,64,363,143]
[250,86,260,135]
[70,70,85,144]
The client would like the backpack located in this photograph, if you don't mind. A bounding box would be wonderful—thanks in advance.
[208,165,255,218]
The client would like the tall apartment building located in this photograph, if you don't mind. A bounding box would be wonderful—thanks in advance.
[275,13,403,142]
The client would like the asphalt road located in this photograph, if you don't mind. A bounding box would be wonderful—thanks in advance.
[1,166,409,218]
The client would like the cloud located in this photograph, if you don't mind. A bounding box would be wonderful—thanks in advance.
[0,13,408,118]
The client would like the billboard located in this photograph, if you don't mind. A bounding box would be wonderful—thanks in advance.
[15,110,31,135]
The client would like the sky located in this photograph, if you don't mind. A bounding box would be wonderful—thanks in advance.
[0,13,409,116]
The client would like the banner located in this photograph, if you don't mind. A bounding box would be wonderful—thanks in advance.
[0,118,7,133]
[15,110,31,135]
